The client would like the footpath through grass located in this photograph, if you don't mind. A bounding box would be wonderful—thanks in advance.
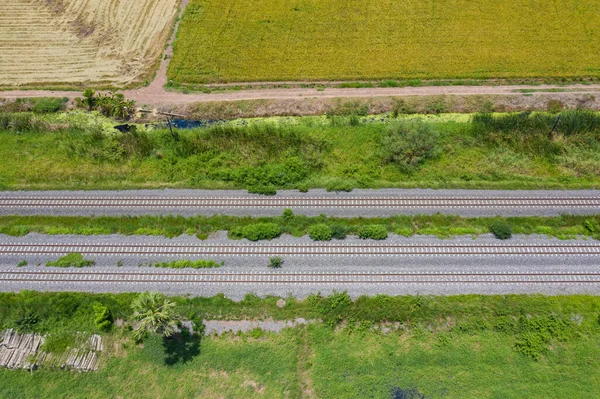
[0,292,599,398]
[2,110,600,191]
[170,0,600,83]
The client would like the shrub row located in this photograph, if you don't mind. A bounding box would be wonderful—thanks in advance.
[153,260,222,269]
[46,253,95,267]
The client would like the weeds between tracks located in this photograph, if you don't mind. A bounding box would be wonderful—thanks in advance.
[1,214,598,241]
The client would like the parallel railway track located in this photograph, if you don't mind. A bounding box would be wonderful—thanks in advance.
[1,243,600,256]
[2,196,600,208]
[1,270,599,284]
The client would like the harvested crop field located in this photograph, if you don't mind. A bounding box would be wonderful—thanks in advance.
[0,0,179,88]
[169,0,600,83]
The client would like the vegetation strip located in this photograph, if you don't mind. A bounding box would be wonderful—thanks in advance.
[3,110,600,191]
[1,214,598,240]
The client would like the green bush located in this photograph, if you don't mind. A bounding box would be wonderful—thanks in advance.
[268,257,283,268]
[17,260,27,267]
[46,253,95,267]
[379,122,440,173]
[248,184,277,196]
[282,208,294,222]
[83,91,136,120]
[325,179,354,192]
[233,223,281,241]
[93,302,113,331]
[358,225,388,240]
[490,221,512,240]
[330,224,347,240]
[154,260,222,269]
[584,219,598,234]
[514,314,575,360]
[308,224,333,241]
[31,97,68,114]
[313,291,352,326]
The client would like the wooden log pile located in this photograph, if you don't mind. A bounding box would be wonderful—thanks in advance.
[0,330,103,372]
[0,329,44,370]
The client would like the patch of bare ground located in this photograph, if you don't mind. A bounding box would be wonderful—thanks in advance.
[175,92,600,120]
[0,0,179,87]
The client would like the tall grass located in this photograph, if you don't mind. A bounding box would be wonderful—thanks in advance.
[471,111,600,156]
[472,111,600,136]
[0,112,49,132]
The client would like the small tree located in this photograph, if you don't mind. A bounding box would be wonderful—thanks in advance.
[282,208,295,222]
[82,88,96,111]
[379,123,439,173]
[131,292,178,341]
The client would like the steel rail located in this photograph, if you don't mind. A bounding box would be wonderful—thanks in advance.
[1,196,600,208]
[1,243,600,256]
[1,270,599,284]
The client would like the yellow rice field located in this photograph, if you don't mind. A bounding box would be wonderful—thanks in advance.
[169,0,600,83]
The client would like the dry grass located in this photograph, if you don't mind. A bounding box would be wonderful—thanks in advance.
[0,0,179,88]
[170,0,600,83]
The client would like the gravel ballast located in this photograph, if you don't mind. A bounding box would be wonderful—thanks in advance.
[1,232,599,298]
[2,188,600,217]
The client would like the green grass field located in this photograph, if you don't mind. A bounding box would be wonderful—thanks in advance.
[2,327,599,399]
[169,0,600,83]
[1,293,599,399]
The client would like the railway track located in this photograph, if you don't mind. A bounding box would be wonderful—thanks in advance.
[2,243,600,256]
[1,270,599,284]
[1,196,600,208]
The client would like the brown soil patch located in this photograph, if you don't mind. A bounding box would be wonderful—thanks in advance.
[0,0,179,87]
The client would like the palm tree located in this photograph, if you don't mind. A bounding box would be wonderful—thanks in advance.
[131,292,179,341]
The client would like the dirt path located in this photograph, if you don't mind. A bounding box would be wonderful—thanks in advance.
[2,84,600,108]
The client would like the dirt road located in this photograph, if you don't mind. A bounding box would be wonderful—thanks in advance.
[1,84,600,108]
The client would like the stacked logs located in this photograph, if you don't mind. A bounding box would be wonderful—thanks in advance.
[0,329,102,372]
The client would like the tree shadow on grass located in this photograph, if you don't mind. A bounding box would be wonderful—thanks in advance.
[162,327,201,366]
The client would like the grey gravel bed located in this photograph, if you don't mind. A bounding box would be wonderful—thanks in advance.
[0,233,599,298]
[203,319,315,335]
[2,188,600,217]
[2,279,598,299]
[1,231,599,269]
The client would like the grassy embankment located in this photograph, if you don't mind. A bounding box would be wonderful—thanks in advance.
[169,0,600,84]
[0,292,599,398]
[2,110,600,191]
